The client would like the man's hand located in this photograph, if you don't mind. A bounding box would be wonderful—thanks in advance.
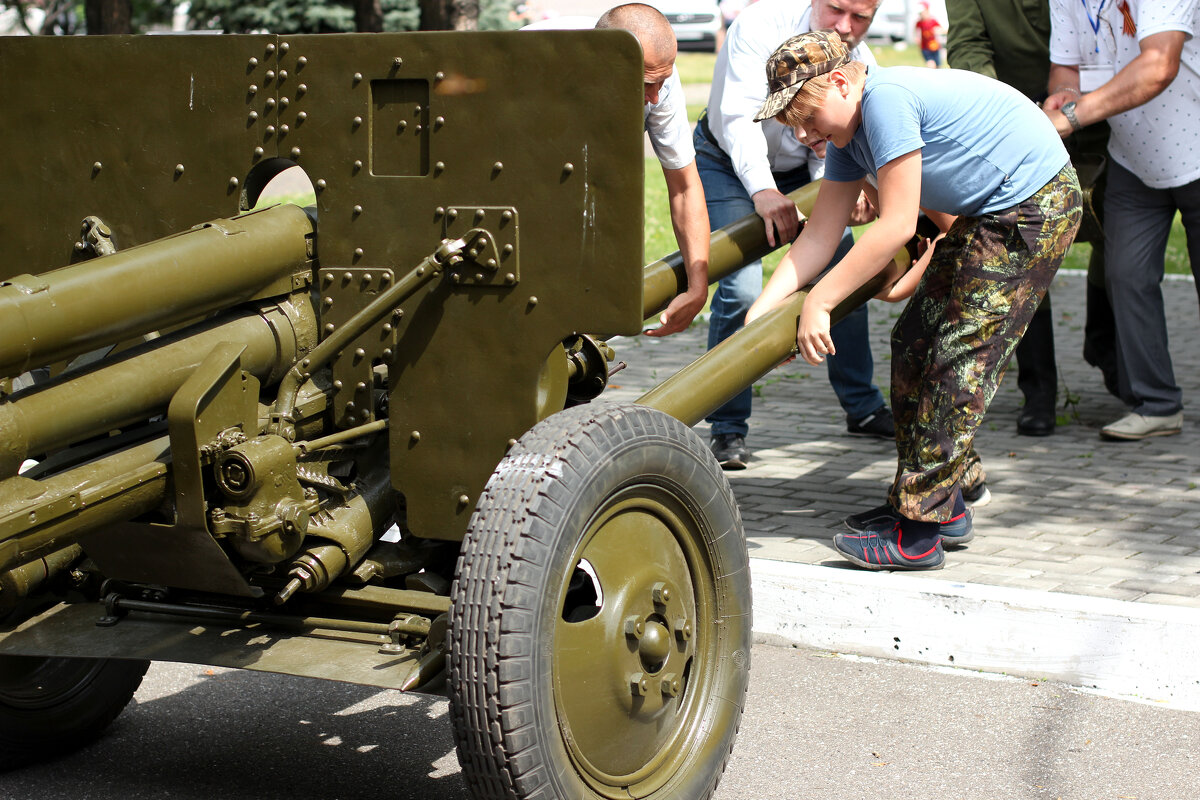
[752,188,802,247]
[644,286,707,337]
[1044,107,1074,138]
[1043,88,1076,112]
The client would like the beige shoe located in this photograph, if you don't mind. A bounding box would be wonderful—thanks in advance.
[1100,411,1183,440]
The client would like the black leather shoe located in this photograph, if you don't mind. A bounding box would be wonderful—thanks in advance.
[1016,403,1055,436]
[846,406,895,440]
[710,433,748,470]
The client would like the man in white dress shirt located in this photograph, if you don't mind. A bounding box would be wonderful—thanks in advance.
[695,0,893,469]
[1045,0,1200,440]
[525,5,711,337]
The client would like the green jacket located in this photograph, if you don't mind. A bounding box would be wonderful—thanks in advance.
[945,0,1050,101]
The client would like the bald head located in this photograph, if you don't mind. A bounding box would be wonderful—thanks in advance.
[597,3,677,64]
[596,3,677,105]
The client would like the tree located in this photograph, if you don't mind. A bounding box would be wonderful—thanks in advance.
[1,0,518,36]
[2,0,171,34]
[350,0,383,32]
[185,0,518,33]
[418,0,478,31]
[85,0,131,33]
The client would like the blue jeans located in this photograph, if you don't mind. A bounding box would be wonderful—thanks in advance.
[694,125,886,437]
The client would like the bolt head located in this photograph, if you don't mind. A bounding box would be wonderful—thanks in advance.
[652,582,671,605]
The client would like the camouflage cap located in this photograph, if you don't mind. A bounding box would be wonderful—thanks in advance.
[753,29,851,123]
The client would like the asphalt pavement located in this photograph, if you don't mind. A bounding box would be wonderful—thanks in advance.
[7,643,1200,800]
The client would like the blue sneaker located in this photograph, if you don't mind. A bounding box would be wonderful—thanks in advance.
[940,507,974,545]
[833,523,945,571]
[843,503,899,533]
[845,504,973,544]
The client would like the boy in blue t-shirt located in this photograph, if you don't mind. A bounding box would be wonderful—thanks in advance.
[746,30,1082,570]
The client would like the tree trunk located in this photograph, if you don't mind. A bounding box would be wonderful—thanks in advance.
[351,0,384,32]
[85,0,133,34]
[419,0,480,31]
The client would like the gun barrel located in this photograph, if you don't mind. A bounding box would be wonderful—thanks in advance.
[0,297,315,478]
[0,204,313,378]
[0,435,171,574]
[636,280,887,426]
[642,183,821,320]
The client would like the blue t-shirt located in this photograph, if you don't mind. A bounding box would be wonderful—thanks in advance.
[824,66,1069,216]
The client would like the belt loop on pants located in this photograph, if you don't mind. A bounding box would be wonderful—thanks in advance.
[697,110,721,149]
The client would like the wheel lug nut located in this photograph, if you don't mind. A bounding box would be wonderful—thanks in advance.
[661,673,680,697]
[624,616,645,639]
[674,618,692,641]
[652,582,671,605]
[630,672,649,696]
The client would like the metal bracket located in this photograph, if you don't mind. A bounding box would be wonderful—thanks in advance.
[439,206,519,287]
[76,216,117,258]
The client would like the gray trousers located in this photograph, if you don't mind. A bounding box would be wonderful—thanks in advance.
[1104,160,1200,417]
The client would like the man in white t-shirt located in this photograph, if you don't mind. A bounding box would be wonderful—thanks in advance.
[525,5,711,337]
[1046,0,1200,440]
[695,0,893,470]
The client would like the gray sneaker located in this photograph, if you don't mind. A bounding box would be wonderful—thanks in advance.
[1100,411,1183,441]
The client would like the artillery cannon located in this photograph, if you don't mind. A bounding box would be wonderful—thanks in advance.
[0,30,902,799]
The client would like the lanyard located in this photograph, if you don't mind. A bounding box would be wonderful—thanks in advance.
[1081,0,1107,53]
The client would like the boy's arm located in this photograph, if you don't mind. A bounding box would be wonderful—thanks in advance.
[746,178,862,324]
[873,209,956,302]
[804,152,921,312]
[793,151,922,364]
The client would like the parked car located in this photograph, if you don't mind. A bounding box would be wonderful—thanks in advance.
[867,0,909,43]
[649,0,722,52]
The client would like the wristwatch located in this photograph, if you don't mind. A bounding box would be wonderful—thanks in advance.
[1061,101,1083,132]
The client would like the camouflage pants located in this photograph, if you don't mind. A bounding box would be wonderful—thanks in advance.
[888,166,1082,522]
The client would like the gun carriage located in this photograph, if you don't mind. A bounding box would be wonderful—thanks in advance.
[0,30,897,799]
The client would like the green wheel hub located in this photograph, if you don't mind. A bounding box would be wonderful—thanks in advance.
[553,485,711,796]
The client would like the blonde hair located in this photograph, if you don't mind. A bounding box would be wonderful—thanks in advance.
[774,61,867,128]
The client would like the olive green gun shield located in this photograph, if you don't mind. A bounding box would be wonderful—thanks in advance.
[0,31,646,543]
[0,34,277,274]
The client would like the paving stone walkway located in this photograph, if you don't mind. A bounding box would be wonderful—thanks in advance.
[607,270,1200,608]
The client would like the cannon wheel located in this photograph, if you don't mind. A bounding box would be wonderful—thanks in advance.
[448,403,751,800]
[0,654,150,769]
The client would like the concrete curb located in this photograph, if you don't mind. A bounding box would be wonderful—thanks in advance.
[750,557,1200,711]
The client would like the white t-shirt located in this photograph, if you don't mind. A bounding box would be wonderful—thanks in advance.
[1050,0,1200,188]
[521,18,696,171]
[705,0,876,198]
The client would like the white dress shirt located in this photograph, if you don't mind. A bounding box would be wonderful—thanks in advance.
[1050,0,1200,188]
[705,0,876,198]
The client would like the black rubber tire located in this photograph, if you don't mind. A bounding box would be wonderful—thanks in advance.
[0,654,150,770]
[448,403,752,800]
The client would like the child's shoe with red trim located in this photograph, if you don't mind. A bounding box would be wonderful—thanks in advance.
[833,522,945,571]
